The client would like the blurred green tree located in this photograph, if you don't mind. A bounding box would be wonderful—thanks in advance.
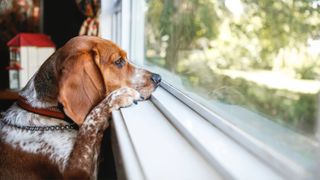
[147,0,221,71]
[233,0,320,69]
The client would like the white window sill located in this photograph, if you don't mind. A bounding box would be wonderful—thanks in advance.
[111,100,221,180]
[110,85,286,180]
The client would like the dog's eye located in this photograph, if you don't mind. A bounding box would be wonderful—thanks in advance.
[114,58,126,68]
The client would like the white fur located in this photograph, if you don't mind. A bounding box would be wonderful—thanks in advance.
[130,67,146,86]
[0,78,77,172]
[106,87,141,112]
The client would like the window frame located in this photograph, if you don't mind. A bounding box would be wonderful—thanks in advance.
[100,0,320,179]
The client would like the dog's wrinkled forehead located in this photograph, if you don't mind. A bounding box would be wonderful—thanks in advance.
[92,40,126,62]
[63,36,127,63]
[109,51,127,62]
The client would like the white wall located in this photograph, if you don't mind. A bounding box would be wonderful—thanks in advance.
[18,46,54,89]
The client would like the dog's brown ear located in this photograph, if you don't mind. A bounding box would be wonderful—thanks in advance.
[58,48,105,125]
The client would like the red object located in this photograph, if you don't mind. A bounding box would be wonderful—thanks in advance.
[6,63,22,70]
[18,96,66,120]
[7,33,55,47]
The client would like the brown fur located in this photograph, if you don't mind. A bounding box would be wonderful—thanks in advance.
[0,142,62,180]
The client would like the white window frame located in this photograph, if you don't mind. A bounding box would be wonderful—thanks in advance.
[100,0,320,179]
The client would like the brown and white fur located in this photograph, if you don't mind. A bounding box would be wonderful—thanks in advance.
[0,36,161,179]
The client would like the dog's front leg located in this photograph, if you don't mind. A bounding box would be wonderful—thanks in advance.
[63,87,141,180]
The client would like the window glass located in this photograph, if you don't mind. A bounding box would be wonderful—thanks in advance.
[144,0,319,167]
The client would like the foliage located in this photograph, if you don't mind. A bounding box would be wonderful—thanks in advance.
[146,0,320,73]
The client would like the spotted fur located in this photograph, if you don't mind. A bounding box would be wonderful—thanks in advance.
[131,66,147,86]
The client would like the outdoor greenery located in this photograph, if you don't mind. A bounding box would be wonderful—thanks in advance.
[145,0,320,135]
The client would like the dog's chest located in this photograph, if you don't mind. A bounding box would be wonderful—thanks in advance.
[1,126,77,171]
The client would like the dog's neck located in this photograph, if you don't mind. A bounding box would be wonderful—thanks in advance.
[3,76,65,127]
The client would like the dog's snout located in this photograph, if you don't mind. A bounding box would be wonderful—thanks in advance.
[151,73,161,85]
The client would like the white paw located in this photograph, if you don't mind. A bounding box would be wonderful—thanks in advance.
[106,87,142,112]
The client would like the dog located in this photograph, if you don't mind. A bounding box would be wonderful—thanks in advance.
[0,36,161,179]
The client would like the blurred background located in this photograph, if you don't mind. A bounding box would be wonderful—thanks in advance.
[0,0,87,110]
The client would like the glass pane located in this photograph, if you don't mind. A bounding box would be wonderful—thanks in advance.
[144,0,319,172]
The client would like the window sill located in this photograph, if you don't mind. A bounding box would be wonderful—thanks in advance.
[110,85,284,179]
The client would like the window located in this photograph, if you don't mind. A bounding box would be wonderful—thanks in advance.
[142,0,319,178]
[145,0,320,135]
[101,0,320,178]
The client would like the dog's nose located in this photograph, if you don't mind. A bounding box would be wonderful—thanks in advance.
[151,73,161,85]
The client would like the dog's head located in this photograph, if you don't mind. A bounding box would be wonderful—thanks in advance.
[34,36,160,124]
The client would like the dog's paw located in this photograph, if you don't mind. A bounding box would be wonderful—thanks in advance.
[106,87,142,112]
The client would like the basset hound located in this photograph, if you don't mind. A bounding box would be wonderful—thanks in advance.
[0,36,161,179]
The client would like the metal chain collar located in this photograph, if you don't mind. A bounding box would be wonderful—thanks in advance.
[0,120,77,131]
